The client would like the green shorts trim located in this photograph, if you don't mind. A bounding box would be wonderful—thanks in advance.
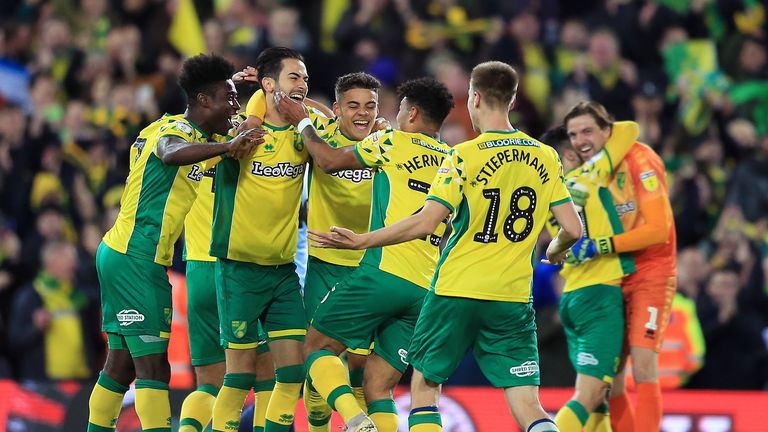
[216,259,306,348]
[409,291,540,388]
[560,284,624,382]
[303,257,357,323]
[107,332,169,357]
[186,260,225,366]
[97,242,172,337]
[311,264,425,373]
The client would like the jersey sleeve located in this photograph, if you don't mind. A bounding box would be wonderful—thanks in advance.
[549,154,573,208]
[629,146,667,203]
[582,120,639,185]
[309,107,332,137]
[353,128,396,168]
[245,89,267,119]
[155,119,196,148]
[425,148,465,213]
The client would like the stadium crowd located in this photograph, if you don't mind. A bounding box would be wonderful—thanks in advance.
[0,0,766,392]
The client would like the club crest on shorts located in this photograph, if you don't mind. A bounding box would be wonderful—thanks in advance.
[232,320,247,339]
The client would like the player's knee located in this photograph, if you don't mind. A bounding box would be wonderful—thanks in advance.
[134,353,171,383]
[254,351,276,380]
[194,362,226,387]
[631,350,658,382]
[574,386,608,412]
[103,349,136,386]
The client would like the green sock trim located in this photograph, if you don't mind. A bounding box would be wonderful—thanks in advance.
[254,379,276,392]
[348,368,364,387]
[326,386,353,411]
[87,423,115,432]
[179,418,204,431]
[593,402,609,414]
[408,413,442,428]
[97,371,129,394]
[307,415,331,427]
[253,427,264,432]
[264,420,291,432]
[367,398,396,414]
[197,384,220,397]
[565,399,589,424]
[306,378,317,392]
[305,349,336,373]
[223,372,255,390]
[135,379,169,390]
[275,364,306,383]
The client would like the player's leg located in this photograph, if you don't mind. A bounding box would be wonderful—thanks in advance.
[626,275,675,432]
[609,287,634,432]
[260,263,309,432]
[475,301,557,431]
[87,338,134,432]
[348,350,370,412]
[302,258,359,431]
[407,292,477,432]
[253,343,276,432]
[211,259,270,432]
[363,353,403,432]
[181,260,226,432]
[304,266,397,429]
[555,285,623,431]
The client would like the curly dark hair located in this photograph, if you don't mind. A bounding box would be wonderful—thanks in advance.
[178,54,235,103]
[334,72,381,101]
[254,47,304,83]
[539,126,570,153]
[396,77,454,126]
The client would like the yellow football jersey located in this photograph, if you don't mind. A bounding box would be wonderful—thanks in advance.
[308,118,373,266]
[427,130,572,302]
[103,114,213,266]
[210,108,328,265]
[548,121,638,292]
[351,128,451,288]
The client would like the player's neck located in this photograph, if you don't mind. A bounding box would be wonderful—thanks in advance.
[184,108,213,137]
[477,111,514,134]
[264,94,290,127]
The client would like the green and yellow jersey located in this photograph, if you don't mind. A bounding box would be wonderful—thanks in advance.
[308,118,373,267]
[103,114,213,266]
[547,121,638,292]
[427,130,572,302]
[210,108,330,265]
[352,128,451,288]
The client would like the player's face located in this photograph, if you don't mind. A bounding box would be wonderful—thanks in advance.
[395,97,415,132]
[276,58,308,101]
[566,114,611,161]
[208,79,240,135]
[334,88,378,141]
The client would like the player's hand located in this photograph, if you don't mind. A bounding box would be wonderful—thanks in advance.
[569,236,614,263]
[542,243,569,265]
[33,308,52,331]
[308,227,367,250]
[274,91,310,126]
[232,66,259,83]
[372,117,391,132]
[227,128,265,159]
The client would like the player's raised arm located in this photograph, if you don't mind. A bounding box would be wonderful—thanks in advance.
[275,91,363,173]
[156,128,264,166]
[309,200,451,250]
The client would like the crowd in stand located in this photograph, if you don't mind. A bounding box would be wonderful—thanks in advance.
[0,0,766,390]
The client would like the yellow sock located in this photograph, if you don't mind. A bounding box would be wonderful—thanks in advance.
[134,379,171,431]
[212,373,254,432]
[555,400,588,432]
[586,402,611,432]
[348,367,367,413]
[87,372,128,431]
[409,406,441,432]
[368,399,398,432]
[264,365,304,432]
[304,380,331,432]
[179,384,219,432]
[306,350,362,423]
[253,379,275,432]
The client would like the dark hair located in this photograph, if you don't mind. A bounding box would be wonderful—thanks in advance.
[254,47,304,82]
[563,101,614,130]
[540,126,570,154]
[178,54,235,103]
[396,77,454,126]
[470,61,519,109]
[334,72,381,101]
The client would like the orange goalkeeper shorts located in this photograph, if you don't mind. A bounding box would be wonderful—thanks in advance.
[622,272,676,352]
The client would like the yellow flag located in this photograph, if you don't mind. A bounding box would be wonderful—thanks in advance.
[169,0,207,58]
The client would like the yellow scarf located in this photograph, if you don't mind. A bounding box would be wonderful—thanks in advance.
[33,273,90,380]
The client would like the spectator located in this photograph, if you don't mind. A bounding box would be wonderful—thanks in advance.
[7,240,103,381]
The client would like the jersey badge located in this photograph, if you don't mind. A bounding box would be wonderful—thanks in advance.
[174,121,193,135]
[616,172,626,190]
[640,170,659,192]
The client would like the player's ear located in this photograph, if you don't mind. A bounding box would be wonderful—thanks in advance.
[473,91,481,109]
[261,76,275,93]
[408,105,418,123]
[332,101,341,118]
[508,95,516,112]
[196,92,210,108]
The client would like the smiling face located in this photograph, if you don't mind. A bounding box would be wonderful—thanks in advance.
[334,87,378,141]
[206,79,240,135]
[566,113,611,161]
[271,58,308,102]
